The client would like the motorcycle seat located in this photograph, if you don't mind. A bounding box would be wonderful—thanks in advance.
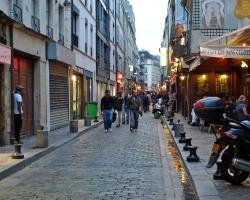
[225,129,244,136]
[241,120,250,129]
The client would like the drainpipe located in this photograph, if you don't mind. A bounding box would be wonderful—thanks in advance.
[9,24,14,144]
[114,0,118,93]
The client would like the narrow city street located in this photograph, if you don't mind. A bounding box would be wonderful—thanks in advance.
[0,113,196,200]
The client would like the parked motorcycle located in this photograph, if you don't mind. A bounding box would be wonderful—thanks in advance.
[194,97,250,185]
[152,98,164,119]
[206,117,250,185]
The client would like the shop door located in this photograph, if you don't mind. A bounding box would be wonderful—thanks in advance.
[13,56,34,136]
[49,63,69,130]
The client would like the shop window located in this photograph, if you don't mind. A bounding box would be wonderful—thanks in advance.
[215,74,230,96]
[72,74,82,120]
[194,74,210,96]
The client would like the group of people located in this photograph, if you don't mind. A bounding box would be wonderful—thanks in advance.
[191,94,250,127]
[101,90,151,133]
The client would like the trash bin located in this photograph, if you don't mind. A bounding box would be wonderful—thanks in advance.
[86,102,98,119]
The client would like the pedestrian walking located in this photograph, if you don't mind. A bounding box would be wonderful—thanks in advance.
[122,93,130,124]
[114,91,123,127]
[101,90,114,132]
[128,92,142,132]
[13,85,24,144]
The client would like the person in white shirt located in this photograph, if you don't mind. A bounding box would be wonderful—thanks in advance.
[13,85,24,143]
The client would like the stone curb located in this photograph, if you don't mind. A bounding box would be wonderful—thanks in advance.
[0,121,103,181]
[163,117,221,200]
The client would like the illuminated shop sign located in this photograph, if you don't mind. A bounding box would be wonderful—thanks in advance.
[200,46,250,59]
[0,44,11,65]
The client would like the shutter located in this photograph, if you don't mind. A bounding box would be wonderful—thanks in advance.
[49,63,69,130]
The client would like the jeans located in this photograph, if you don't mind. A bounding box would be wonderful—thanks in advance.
[103,109,113,130]
[116,110,122,125]
[14,114,22,142]
[130,110,139,129]
[122,106,129,124]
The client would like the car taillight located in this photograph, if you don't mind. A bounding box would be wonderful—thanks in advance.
[195,102,204,109]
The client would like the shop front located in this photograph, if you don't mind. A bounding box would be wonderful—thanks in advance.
[185,25,250,119]
[71,66,84,120]
[13,54,34,137]
[47,41,75,130]
[116,71,123,93]
[0,42,11,144]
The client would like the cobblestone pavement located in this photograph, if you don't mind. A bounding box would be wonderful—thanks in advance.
[0,113,196,200]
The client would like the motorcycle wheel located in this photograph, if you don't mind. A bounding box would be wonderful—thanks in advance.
[221,149,249,185]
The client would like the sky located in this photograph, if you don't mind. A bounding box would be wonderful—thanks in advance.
[129,0,167,56]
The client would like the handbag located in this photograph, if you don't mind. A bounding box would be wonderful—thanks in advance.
[112,111,117,123]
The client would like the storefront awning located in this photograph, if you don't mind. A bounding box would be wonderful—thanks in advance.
[200,25,250,59]
[189,56,201,72]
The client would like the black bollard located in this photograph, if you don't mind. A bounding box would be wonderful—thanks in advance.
[183,138,192,151]
[12,144,24,159]
[167,117,173,122]
[169,119,174,125]
[187,146,199,162]
[179,132,186,143]
[213,161,225,180]
[94,116,99,122]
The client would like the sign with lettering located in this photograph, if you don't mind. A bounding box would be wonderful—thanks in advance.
[73,66,84,75]
[0,44,11,65]
[200,46,250,58]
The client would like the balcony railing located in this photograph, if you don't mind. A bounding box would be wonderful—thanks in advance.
[13,4,22,23]
[58,33,64,45]
[47,26,53,39]
[31,16,40,32]
[72,33,78,47]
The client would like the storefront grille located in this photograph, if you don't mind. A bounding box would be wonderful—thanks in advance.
[192,0,200,30]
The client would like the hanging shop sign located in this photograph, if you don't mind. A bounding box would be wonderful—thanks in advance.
[0,43,11,65]
[116,72,123,84]
[200,46,250,59]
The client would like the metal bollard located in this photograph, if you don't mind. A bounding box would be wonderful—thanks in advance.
[213,161,225,180]
[183,138,192,151]
[187,146,199,162]
[179,132,186,143]
[12,144,24,159]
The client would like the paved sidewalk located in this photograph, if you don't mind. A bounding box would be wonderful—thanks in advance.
[0,120,103,181]
[165,113,250,200]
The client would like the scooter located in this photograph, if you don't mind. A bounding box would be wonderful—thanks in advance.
[206,115,250,185]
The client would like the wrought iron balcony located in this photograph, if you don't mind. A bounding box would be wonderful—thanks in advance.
[31,16,40,32]
[13,4,22,23]
[58,33,64,45]
[72,33,78,47]
[47,26,53,39]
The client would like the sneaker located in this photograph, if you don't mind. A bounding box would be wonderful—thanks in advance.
[134,129,137,132]
[130,128,133,132]
[109,128,112,132]
[104,129,108,133]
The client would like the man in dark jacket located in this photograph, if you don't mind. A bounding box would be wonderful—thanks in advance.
[128,92,142,132]
[101,90,114,132]
[114,91,123,127]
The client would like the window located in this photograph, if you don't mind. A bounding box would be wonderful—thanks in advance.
[85,18,88,53]
[215,74,230,95]
[58,5,64,44]
[194,74,210,96]
[85,0,88,8]
[87,77,93,102]
[90,0,93,13]
[90,24,93,56]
